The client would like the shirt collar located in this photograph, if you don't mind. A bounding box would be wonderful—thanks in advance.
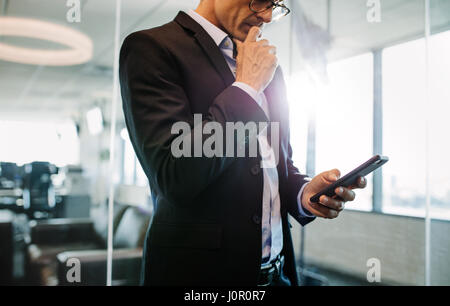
[186,10,230,48]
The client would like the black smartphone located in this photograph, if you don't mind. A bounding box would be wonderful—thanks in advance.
[309,155,389,203]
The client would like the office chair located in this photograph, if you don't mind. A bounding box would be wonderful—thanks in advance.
[22,162,57,219]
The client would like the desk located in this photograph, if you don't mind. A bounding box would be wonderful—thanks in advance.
[0,189,22,197]
[0,189,23,211]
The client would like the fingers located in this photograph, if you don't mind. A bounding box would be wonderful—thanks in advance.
[235,26,277,93]
[319,195,345,211]
[348,176,367,190]
[308,201,340,219]
[245,26,262,43]
[269,54,278,68]
[261,45,276,55]
[335,186,355,202]
[303,171,365,219]
[258,39,269,46]
[357,176,367,188]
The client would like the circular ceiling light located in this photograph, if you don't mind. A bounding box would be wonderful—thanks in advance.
[0,17,93,66]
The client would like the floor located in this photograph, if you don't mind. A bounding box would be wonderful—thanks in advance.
[298,265,379,286]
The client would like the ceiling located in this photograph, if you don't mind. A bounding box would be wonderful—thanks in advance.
[0,0,198,121]
[0,0,448,122]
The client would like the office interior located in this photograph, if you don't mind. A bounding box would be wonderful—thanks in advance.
[0,0,449,286]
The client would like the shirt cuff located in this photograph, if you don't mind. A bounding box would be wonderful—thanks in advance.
[232,82,261,106]
[297,182,315,218]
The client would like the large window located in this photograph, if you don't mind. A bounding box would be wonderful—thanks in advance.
[288,29,450,220]
[315,53,374,212]
[289,53,374,211]
[382,38,427,217]
[383,31,450,220]
[0,120,79,166]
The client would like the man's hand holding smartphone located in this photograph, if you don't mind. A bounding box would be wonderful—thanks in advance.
[301,169,367,219]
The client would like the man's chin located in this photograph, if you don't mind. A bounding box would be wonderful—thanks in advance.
[233,28,250,42]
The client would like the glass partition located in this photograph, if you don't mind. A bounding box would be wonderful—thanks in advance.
[0,0,121,285]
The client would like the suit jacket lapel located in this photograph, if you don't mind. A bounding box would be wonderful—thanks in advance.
[174,11,235,87]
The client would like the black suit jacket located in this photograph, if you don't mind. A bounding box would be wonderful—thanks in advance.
[119,11,314,286]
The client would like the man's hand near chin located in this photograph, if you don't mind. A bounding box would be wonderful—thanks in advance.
[301,169,367,219]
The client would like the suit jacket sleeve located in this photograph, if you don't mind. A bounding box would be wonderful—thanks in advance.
[119,32,268,205]
[286,142,315,226]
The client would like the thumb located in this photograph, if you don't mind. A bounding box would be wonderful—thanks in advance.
[326,169,341,182]
[312,169,340,190]
[308,169,339,192]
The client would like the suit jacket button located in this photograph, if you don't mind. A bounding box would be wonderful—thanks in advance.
[253,214,261,225]
[250,164,260,176]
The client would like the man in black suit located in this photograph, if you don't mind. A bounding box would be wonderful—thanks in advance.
[119,0,367,286]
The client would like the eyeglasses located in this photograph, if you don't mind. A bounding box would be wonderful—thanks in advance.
[249,0,291,22]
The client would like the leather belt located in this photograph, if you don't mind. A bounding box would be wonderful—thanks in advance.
[258,254,284,286]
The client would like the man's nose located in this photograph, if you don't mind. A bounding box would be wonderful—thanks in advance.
[257,8,273,23]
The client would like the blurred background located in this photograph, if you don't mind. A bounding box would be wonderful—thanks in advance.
[0,0,448,286]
